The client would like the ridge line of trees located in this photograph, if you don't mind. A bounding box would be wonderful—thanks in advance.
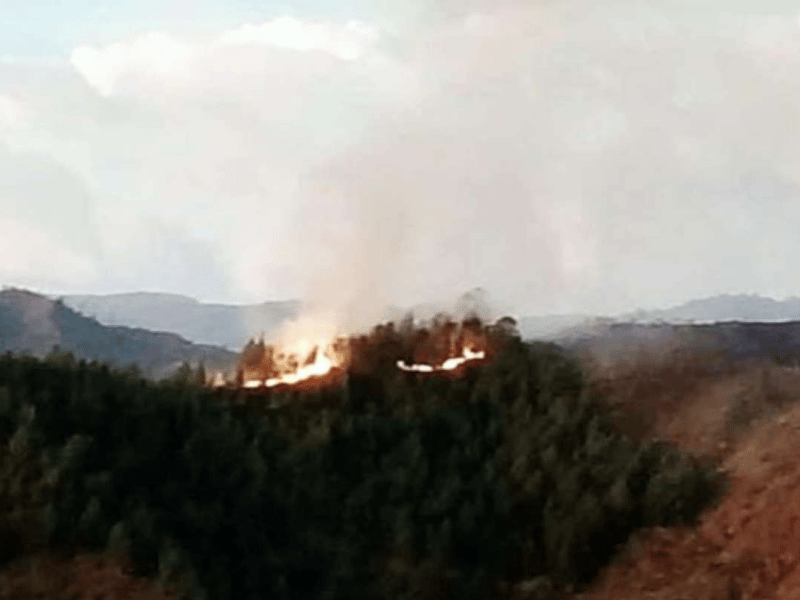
[0,323,724,600]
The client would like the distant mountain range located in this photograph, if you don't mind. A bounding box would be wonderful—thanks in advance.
[59,293,300,351]
[620,294,800,324]
[0,288,238,380]
[44,290,800,348]
[5,287,800,380]
[521,294,800,340]
[57,291,494,351]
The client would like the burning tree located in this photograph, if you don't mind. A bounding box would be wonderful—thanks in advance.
[0,323,725,600]
[225,314,514,393]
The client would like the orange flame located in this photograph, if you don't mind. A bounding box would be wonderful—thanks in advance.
[397,347,486,372]
[211,372,227,388]
[244,347,339,388]
[226,314,510,391]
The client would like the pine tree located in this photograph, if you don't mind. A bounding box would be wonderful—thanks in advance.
[195,363,207,387]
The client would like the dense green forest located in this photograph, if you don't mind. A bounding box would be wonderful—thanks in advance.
[0,322,725,600]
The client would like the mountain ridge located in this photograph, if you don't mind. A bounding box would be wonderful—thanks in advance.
[0,288,238,380]
[620,293,800,323]
[59,292,301,351]
[46,290,800,346]
[522,293,800,340]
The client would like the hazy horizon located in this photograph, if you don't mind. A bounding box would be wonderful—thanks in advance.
[3,0,800,321]
[12,287,800,321]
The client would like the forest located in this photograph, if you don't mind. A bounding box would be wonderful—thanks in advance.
[0,318,725,600]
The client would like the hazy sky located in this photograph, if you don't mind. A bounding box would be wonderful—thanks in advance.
[3,0,800,318]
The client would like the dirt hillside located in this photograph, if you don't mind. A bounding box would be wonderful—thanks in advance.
[562,360,800,600]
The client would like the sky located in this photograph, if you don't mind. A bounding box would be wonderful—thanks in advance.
[3,0,800,321]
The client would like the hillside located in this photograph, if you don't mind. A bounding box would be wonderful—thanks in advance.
[5,336,800,600]
[59,292,300,351]
[0,288,238,380]
[558,345,800,600]
[558,320,800,373]
[0,320,724,600]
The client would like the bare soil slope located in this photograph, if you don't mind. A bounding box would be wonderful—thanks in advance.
[563,360,800,600]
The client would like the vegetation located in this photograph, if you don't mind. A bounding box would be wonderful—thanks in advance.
[0,321,725,600]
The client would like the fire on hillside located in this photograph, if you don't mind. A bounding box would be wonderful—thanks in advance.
[212,315,516,392]
[239,337,350,390]
[396,347,486,373]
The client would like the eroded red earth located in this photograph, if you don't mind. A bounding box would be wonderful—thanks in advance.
[557,361,800,600]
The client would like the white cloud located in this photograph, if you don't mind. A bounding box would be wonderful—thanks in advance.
[6,3,800,318]
[70,17,383,99]
[71,32,195,97]
[288,2,800,315]
[96,217,234,301]
[0,144,101,258]
[0,214,98,288]
[217,17,380,60]
[0,94,26,132]
[16,16,412,309]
